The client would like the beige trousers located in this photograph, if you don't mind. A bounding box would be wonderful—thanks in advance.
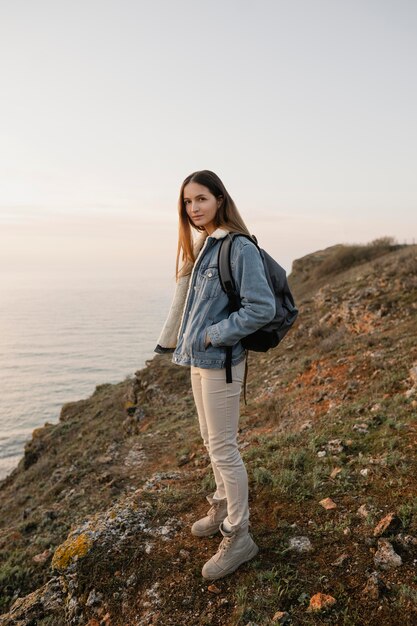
[190,358,249,531]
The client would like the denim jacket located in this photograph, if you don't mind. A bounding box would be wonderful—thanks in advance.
[155,227,276,369]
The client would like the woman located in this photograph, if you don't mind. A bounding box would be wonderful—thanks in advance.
[155,170,276,580]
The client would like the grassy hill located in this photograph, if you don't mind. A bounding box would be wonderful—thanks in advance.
[1,239,417,626]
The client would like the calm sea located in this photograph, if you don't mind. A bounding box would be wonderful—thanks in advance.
[0,285,174,481]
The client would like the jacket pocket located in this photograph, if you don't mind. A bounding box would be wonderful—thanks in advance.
[199,266,221,301]
[198,320,213,352]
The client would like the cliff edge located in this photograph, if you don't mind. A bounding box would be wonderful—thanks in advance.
[1,239,417,626]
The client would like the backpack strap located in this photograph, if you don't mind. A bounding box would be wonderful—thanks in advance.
[218,234,238,385]
[218,233,257,401]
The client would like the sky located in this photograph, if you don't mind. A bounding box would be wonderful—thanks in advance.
[0,0,416,289]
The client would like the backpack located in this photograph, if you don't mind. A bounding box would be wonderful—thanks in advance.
[218,233,298,396]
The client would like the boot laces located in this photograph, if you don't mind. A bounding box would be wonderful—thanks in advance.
[219,533,235,553]
[208,501,222,520]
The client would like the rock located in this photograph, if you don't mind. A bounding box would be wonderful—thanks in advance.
[288,536,313,552]
[362,571,387,600]
[179,549,190,560]
[357,504,370,519]
[396,533,417,549]
[326,439,344,454]
[317,450,326,458]
[353,423,369,434]
[374,538,402,570]
[97,455,113,464]
[1,577,66,624]
[373,512,399,537]
[208,584,221,594]
[272,610,290,623]
[360,468,369,477]
[86,589,103,607]
[330,467,342,479]
[124,444,146,467]
[307,592,337,612]
[319,497,337,510]
[331,553,350,567]
[133,406,146,421]
[32,549,51,564]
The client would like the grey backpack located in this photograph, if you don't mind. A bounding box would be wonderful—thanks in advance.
[218,233,298,386]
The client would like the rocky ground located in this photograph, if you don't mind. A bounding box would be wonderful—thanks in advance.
[1,239,417,626]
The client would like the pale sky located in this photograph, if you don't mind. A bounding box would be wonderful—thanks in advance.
[1,0,416,289]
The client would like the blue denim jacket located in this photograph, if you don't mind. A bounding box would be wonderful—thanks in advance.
[167,228,276,370]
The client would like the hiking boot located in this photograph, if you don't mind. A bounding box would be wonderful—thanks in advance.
[191,495,228,537]
[201,522,259,580]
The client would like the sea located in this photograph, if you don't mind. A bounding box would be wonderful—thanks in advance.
[0,284,174,481]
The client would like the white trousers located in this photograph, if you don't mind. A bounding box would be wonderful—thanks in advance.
[190,359,249,531]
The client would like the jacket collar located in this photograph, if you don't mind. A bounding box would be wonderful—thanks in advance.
[209,227,229,240]
[193,227,229,252]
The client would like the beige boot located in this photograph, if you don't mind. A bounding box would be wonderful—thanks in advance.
[191,494,228,537]
[201,522,258,580]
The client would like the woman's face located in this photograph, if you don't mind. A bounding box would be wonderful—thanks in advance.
[183,181,222,235]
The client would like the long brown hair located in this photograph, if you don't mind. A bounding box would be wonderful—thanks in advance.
[176,170,251,279]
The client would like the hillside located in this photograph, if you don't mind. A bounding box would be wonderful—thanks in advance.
[1,240,417,626]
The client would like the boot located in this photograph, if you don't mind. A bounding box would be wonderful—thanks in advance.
[191,494,228,537]
[201,522,259,580]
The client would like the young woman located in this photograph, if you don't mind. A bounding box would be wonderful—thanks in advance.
[155,170,276,580]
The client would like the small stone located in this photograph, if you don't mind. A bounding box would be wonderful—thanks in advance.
[179,549,190,560]
[357,504,370,518]
[208,584,221,594]
[374,538,402,570]
[362,571,386,600]
[272,610,290,623]
[360,468,369,477]
[330,467,342,479]
[353,423,369,434]
[86,589,103,607]
[326,439,344,454]
[307,592,337,612]
[319,497,337,510]
[32,549,51,564]
[331,553,350,567]
[288,536,313,552]
[396,533,417,549]
[373,512,398,537]
[97,455,113,464]
[317,450,326,458]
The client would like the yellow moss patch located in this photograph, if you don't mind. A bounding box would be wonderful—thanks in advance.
[51,532,93,571]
